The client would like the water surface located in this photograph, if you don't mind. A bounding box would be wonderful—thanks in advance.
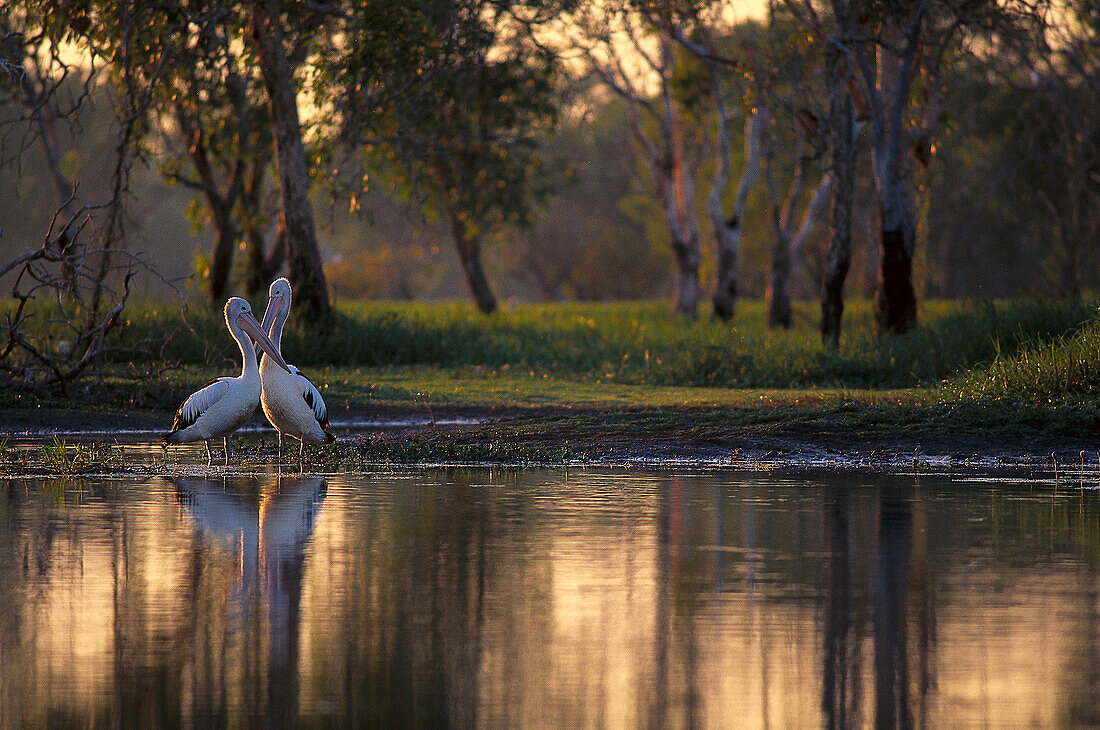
[1,468,1097,728]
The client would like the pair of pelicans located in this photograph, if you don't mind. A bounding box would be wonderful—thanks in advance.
[164,278,335,464]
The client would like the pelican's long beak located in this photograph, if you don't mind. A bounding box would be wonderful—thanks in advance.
[254,294,284,359]
[239,311,291,373]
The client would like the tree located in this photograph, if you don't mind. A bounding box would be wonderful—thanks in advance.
[748,11,833,329]
[151,5,283,304]
[0,5,183,394]
[665,13,767,322]
[664,8,834,326]
[1018,0,1100,296]
[250,0,331,321]
[320,0,563,315]
[819,0,859,347]
[569,0,707,318]
[784,0,957,338]
[4,1,325,313]
[837,0,1031,334]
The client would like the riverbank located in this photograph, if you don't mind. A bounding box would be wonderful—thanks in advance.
[4,296,1100,473]
[3,388,1097,473]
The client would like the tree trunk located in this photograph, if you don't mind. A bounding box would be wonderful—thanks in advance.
[870,19,919,336]
[873,148,918,334]
[790,171,834,292]
[242,153,280,299]
[250,0,331,321]
[821,4,857,348]
[670,231,701,318]
[450,214,497,315]
[875,222,918,334]
[661,29,701,319]
[711,220,740,320]
[767,236,793,328]
[710,108,766,321]
[666,150,700,318]
[207,210,237,304]
[763,150,794,329]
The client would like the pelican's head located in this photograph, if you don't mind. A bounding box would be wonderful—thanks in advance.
[226,296,291,373]
[261,277,293,336]
[224,297,253,324]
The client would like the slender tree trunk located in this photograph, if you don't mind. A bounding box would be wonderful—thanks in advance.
[707,74,737,321]
[710,108,766,321]
[670,229,701,317]
[763,150,794,329]
[450,214,497,315]
[711,218,740,319]
[659,29,701,319]
[767,237,793,328]
[242,153,277,299]
[666,134,700,318]
[790,171,835,291]
[821,4,857,348]
[874,209,918,334]
[207,202,237,304]
[250,0,330,321]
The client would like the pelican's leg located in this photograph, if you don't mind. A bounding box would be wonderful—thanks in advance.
[224,436,233,466]
[299,438,306,461]
[278,432,283,461]
[205,439,213,465]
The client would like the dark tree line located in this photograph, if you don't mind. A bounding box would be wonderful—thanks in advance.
[2,0,1097,349]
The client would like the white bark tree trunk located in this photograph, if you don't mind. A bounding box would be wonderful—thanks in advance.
[870,23,918,334]
[710,107,767,320]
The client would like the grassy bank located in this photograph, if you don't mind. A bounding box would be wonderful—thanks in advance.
[4,297,1100,466]
[107,296,1098,390]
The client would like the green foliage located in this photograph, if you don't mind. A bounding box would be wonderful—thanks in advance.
[950,310,1100,400]
[321,0,565,238]
[106,297,1098,389]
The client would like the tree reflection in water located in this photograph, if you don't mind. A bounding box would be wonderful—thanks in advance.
[0,469,1096,727]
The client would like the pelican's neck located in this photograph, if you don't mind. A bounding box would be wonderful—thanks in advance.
[269,301,290,352]
[228,317,259,379]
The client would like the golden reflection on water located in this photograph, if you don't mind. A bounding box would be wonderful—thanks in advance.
[0,471,1097,727]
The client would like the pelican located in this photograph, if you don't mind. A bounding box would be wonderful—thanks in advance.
[257,278,336,459]
[164,297,291,464]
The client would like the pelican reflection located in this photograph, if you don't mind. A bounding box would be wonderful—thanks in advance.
[173,474,326,724]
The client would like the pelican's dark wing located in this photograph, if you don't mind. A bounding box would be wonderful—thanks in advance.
[292,367,329,431]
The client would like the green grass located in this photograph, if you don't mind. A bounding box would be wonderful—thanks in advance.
[4,296,1100,438]
[102,296,1098,390]
[0,437,124,476]
[950,316,1100,401]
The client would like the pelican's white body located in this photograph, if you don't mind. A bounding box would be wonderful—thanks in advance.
[260,362,331,444]
[165,297,291,464]
[169,374,260,443]
[258,279,334,451]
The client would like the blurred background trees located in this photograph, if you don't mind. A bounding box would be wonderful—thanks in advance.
[1,0,1097,337]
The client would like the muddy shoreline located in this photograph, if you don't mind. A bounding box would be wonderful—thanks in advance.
[2,403,1095,472]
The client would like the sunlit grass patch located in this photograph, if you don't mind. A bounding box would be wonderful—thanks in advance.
[107,296,1098,390]
[950,314,1100,401]
[0,437,125,476]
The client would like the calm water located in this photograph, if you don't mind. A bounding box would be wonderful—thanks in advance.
[1,468,1097,728]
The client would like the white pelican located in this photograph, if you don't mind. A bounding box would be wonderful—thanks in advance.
[257,278,336,459]
[164,297,291,464]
